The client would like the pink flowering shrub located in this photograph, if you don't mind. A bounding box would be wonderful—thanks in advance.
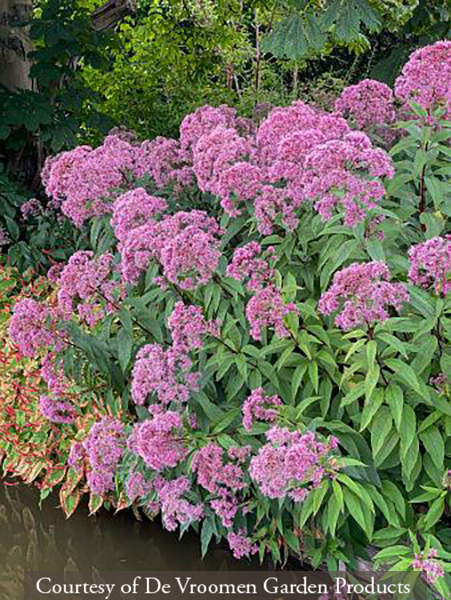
[5,42,451,593]
[395,40,451,120]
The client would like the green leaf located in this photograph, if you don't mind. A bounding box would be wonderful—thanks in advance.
[200,518,215,558]
[385,384,404,431]
[385,358,423,395]
[212,408,241,434]
[365,365,380,402]
[423,497,445,530]
[420,426,445,469]
[374,546,410,561]
[341,382,365,407]
[371,407,393,458]
[291,362,308,402]
[117,326,133,372]
[308,361,319,393]
[343,488,372,538]
[194,392,225,423]
[377,332,409,359]
[360,388,384,432]
[399,404,417,459]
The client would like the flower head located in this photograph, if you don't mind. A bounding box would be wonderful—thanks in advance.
[127,408,187,471]
[408,236,451,296]
[39,395,76,424]
[319,261,409,330]
[246,285,298,341]
[242,388,282,432]
[83,417,127,495]
[395,41,451,119]
[249,427,338,500]
[9,299,56,357]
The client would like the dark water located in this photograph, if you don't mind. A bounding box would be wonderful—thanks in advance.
[0,485,267,599]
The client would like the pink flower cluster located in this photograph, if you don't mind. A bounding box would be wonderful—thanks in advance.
[42,135,138,226]
[226,243,297,341]
[39,394,76,424]
[319,261,409,330]
[249,427,339,500]
[242,388,282,432]
[21,198,42,219]
[227,530,258,560]
[8,298,56,357]
[168,301,217,353]
[111,188,167,244]
[408,236,451,296]
[192,443,250,528]
[125,472,151,502]
[83,417,127,495]
[119,210,222,289]
[179,105,242,161]
[412,549,444,585]
[131,344,199,405]
[68,442,86,472]
[136,137,193,190]
[226,242,276,291]
[41,353,68,396]
[395,40,451,119]
[153,475,204,532]
[54,251,122,325]
[127,407,187,471]
[246,285,298,341]
[302,131,394,226]
[335,79,396,132]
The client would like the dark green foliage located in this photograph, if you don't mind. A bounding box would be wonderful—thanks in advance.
[0,167,87,271]
[0,0,114,185]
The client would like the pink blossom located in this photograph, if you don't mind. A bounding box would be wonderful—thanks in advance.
[21,198,42,219]
[83,417,127,495]
[193,126,250,194]
[125,472,151,502]
[227,530,258,559]
[335,79,396,132]
[242,388,282,432]
[68,442,86,472]
[8,299,56,357]
[215,162,263,217]
[153,475,203,531]
[55,251,123,325]
[302,132,394,226]
[131,344,199,405]
[319,261,409,330]
[127,409,187,471]
[41,353,67,396]
[119,210,222,289]
[254,186,300,235]
[395,40,451,119]
[246,285,298,341]
[179,104,238,160]
[408,236,451,296]
[42,135,137,226]
[135,137,193,190]
[226,242,276,291]
[39,395,76,424]
[249,427,338,500]
[111,188,167,243]
[168,301,217,353]
[192,443,249,528]
[192,443,247,494]
[412,549,444,585]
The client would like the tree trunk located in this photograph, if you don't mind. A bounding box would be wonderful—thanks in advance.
[0,0,136,93]
[0,0,33,91]
[92,0,136,31]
